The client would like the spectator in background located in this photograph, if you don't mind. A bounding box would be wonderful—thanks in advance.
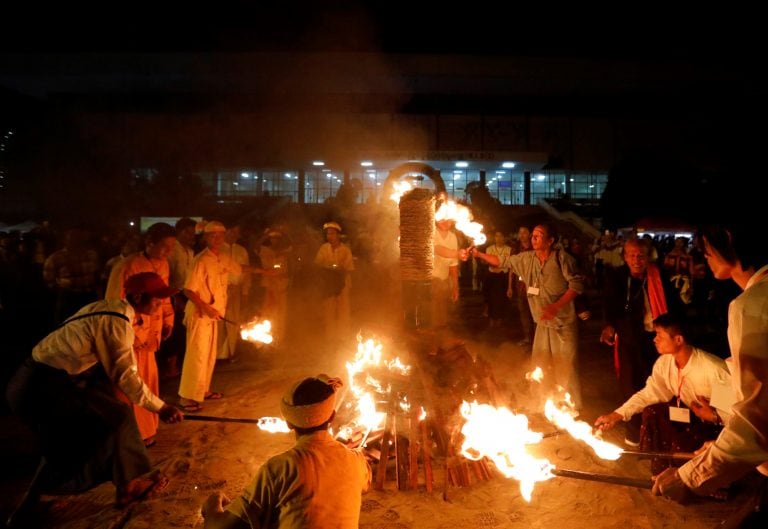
[105,222,177,447]
[160,217,198,379]
[510,225,535,348]
[314,221,354,350]
[258,227,292,347]
[217,223,251,363]
[600,238,681,446]
[483,230,512,328]
[43,228,101,325]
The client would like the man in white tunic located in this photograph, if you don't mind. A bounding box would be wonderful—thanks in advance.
[314,222,354,350]
[432,218,459,328]
[179,221,242,411]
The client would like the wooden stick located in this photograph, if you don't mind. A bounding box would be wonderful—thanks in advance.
[374,409,395,490]
[185,414,272,425]
[408,403,419,489]
[551,468,653,489]
[620,449,695,460]
[420,418,433,492]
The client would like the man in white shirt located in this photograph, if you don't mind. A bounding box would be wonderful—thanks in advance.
[432,218,460,328]
[5,272,184,527]
[653,216,768,509]
[595,313,731,474]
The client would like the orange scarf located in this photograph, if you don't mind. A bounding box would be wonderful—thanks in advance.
[645,263,668,319]
[614,263,668,378]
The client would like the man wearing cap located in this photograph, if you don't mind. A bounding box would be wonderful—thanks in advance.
[5,272,184,527]
[258,227,291,346]
[201,374,371,529]
[179,220,271,411]
[314,221,354,349]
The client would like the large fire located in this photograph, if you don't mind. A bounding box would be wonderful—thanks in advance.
[435,199,486,245]
[337,336,412,447]
[459,367,624,501]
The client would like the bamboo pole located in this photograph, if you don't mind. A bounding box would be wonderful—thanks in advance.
[551,468,653,489]
[620,449,695,460]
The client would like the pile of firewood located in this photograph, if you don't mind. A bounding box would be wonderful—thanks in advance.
[335,330,504,494]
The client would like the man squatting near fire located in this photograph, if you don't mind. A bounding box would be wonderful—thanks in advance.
[472,223,585,409]
[4,272,184,527]
[201,374,372,529]
[652,214,768,509]
[594,312,731,475]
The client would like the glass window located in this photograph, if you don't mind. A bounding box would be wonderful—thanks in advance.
[305,169,342,204]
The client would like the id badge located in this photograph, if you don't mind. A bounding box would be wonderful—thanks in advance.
[669,406,691,423]
[527,286,540,296]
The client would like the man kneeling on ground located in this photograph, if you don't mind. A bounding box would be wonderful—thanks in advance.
[594,313,731,475]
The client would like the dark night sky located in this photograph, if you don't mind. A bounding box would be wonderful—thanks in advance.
[0,1,761,61]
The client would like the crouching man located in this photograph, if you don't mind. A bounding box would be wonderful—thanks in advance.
[594,313,731,475]
[201,374,372,529]
[5,272,184,527]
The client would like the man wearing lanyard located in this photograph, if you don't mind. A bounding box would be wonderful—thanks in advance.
[473,223,585,410]
[594,313,731,474]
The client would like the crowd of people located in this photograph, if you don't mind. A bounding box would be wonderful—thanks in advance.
[0,201,766,526]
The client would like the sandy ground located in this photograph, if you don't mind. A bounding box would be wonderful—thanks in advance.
[0,296,756,529]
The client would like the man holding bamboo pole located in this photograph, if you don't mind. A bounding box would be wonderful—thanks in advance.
[594,313,731,474]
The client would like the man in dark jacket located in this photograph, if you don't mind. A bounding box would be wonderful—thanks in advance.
[600,237,681,446]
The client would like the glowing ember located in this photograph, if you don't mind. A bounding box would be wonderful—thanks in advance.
[239,319,273,344]
[256,416,290,433]
[459,401,554,501]
[389,181,414,203]
[435,199,486,245]
[525,366,544,382]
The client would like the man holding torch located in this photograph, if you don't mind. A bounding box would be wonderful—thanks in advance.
[472,223,585,409]
[5,272,184,527]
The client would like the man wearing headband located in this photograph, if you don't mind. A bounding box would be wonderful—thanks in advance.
[201,374,371,528]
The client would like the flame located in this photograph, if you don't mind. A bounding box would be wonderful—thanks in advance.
[240,319,274,344]
[257,416,290,433]
[389,181,413,203]
[525,366,544,383]
[435,199,486,245]
[460,401,554,501]
[543,399,623,460]
[529,370,623,461]
[339,336,412,439]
